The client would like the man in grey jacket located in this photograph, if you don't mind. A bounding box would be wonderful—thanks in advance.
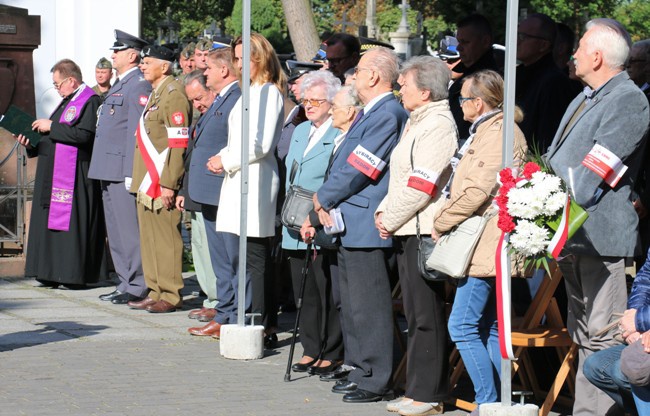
[546,18,650,416]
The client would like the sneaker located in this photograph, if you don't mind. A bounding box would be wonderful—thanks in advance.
[386,397,413,412]
[398,402,443,416]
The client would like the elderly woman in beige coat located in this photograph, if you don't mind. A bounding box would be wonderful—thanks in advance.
[375,56,457,416]
[432,70,527,411]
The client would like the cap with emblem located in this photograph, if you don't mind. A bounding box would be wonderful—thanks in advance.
[110,29,148,51]
[96,57,113,69]
[286,60,323,84]
[195,39,212,52]
[140,45,176,62]
[358,37,394,55]
[312,43,327,63]
[438,36,460,61]
[181,43,195,59]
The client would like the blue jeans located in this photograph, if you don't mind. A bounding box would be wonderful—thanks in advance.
[448,276,501,404]
[583,344,636,413]
[632,385,650,415]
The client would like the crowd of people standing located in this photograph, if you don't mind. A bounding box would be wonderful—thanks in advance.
[13,10,650,416]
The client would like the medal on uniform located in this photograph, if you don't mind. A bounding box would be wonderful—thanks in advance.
[110,108,115,115]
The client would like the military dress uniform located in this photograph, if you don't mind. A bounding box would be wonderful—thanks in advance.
[131,74,191,309]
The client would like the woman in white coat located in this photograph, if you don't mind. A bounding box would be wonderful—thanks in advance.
[209,33,285,338]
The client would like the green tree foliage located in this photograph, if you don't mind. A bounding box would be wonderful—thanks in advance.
[225,0,292,53]
[311,0,336,38]
[525,0,619,37]
[141,0,235,42]
[431,0,508,43]
[614,0,650,41]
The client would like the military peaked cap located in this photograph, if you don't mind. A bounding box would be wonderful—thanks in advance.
[110,29,148,51]
[286,60,323,83]
[141,45,175,62]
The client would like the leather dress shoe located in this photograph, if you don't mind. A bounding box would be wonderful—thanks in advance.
[342,388,394,403]
[291,357,318,373]
[308,361,340,376]
[99,289,123,301]
[197,308,216,322]
[320,366,351,382]
[188,308,206,319]
[111,293,143,305]
[264,333,278,349]
[188,321,221,337]
[146,300,179,313]
[332,380,358,394]
[128,297,157,310]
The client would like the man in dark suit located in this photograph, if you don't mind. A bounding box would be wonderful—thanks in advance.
[176,70,219,322]
[546,19,650,416]
[186,47,241,338]
[90,29,151,304]
[515,13,580,153]
[313,47,408,403]
[449,14,499,142]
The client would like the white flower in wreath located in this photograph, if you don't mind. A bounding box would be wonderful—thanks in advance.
[510,220,550,256]
[507,187,544,219]
[542,190,567,216]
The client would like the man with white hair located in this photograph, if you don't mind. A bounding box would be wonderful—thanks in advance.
[312,47,408,403]
[546,18,650,416]
[127,45,191,314]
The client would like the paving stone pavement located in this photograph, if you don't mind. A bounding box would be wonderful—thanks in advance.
[0,274,564,416]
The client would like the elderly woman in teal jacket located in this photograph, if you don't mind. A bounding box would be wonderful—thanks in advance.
[282,70,343,375]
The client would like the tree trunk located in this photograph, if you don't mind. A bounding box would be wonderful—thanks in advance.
[281,0,320,62]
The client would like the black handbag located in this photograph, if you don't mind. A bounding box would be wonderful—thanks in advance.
[281,160,315,231]
[281,184,314,231]
[416,213,447,282]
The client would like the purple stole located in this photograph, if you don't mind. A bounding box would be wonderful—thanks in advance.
[48,84,96,231]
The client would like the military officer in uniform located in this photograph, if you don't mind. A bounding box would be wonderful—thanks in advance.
[127,45,191,313]
[90,30,151,305]
[92,57,113,101]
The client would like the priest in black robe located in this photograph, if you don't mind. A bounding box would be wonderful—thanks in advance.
[15,59,106,288]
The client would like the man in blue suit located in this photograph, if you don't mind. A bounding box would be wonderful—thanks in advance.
[187,48,242,338]
[313,47,408,403]
[90,30,151,304]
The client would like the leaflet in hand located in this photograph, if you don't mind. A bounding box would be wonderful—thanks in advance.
[324,208,345,235]
[581,143,627,188]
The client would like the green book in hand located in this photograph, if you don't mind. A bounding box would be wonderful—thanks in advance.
[0,105,41,147]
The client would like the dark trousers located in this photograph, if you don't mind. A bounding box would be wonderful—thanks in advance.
[395,236,449,402]
[287,250,343,361]
[101,180,146,297]
[338,246,394,394]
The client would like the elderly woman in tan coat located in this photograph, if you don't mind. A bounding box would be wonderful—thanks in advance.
[432,70,527,412]
[375,56,457,416]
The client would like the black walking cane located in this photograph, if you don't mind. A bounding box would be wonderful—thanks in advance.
[284,240,313,382]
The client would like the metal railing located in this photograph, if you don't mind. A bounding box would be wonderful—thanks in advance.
[0,141,30,248]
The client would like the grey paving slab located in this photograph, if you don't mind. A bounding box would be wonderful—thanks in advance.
[0,275,569,416]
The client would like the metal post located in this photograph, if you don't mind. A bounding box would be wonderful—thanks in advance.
[500,0,519,407]
[236,0,251,327]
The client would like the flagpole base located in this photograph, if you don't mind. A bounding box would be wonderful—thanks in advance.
[478,403,539,415]
[219,324,264,360]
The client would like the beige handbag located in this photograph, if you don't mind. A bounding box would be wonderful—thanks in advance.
[425,210,494,278]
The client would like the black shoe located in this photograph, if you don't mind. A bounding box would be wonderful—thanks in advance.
[342,388,393,403]
[99,289,123,301]
[111,293,144,305]
[320,366,351,382]
[291,357,318,373]
[332,380,357,394]
[308,361,340,376]
[264,333,278,349]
